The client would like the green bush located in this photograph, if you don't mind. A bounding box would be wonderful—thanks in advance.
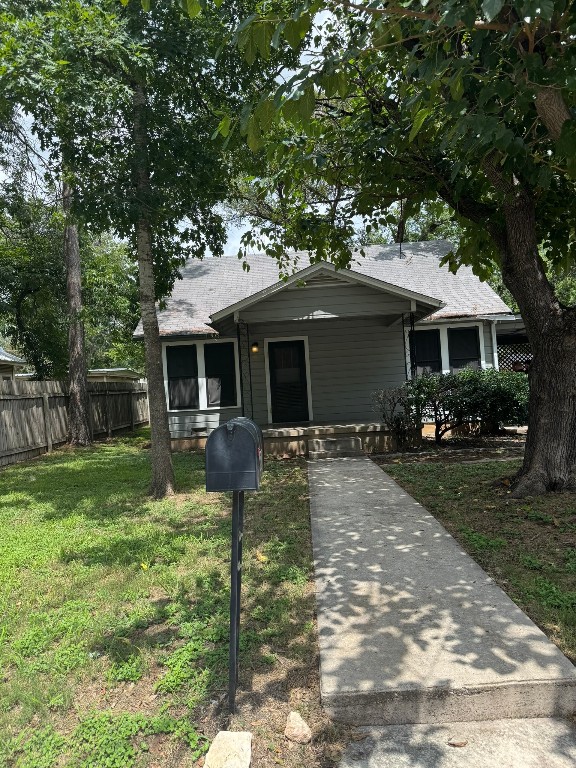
[373,369,529,444]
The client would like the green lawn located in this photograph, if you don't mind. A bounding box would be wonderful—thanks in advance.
[382,458,576,663]
[0,432,323,768]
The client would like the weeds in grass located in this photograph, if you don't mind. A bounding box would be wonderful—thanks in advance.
[0,433,314,767]
[459,528,507,552]
[519,554,545,571]
[565,549,576,574]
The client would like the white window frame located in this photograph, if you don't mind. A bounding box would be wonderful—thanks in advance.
[405,322,488,378]
[264,336,314,425]
[162,338,241,412]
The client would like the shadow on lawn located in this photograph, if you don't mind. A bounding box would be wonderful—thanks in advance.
[60,453,318,714]
[0,439,206,525]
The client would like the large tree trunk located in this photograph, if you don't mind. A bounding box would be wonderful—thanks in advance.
[499,187,576,496]
[133,83,175,499]
[62,181,91,446]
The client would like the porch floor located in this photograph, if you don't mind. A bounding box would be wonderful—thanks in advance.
[261,421,388,438]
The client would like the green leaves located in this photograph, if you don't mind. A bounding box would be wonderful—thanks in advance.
[481,0,503,22]
[186,0,202,18]
[321,70,348,99]
[409,108,430,142]
[282,86,316,126]
[283,14,311,50]
[238,18,275,64]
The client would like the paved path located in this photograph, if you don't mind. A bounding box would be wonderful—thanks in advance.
[308,456,576,726]
[338,718,576,768]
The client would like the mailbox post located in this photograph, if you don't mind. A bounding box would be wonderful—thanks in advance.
[205,417,263,713]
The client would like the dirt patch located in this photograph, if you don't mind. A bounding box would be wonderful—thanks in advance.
[374,434,526,465]
[226,645,355,768]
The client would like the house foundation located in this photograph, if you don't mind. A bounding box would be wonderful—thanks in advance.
[171,421,421,457]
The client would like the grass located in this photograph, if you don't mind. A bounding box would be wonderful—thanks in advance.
[381,458,576,663]
[0,430,340,768]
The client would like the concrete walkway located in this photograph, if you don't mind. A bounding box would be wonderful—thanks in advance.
[308,456,576,726]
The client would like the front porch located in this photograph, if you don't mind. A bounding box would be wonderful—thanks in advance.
[171,420,421,458]
[262,420,397,457]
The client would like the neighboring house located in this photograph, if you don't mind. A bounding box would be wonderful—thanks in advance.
[0,346,27,381]
[87,368,143,383]
[135,240,519,454]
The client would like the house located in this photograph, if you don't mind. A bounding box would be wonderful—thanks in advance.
[87,368,143,383]
[0,346,27,382]
[135,240,519,455]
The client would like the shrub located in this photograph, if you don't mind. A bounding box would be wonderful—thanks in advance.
[373,370,529,444]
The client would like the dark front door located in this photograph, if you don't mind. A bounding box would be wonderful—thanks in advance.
[268,340,310,423]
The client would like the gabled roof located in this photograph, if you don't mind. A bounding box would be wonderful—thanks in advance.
[134,240,512,338]
[0,346,26,365]
[210,261,444,322]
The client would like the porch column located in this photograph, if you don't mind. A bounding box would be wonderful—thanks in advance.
[236,320,254,419]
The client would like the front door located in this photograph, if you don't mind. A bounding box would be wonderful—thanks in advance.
[268,340,310,423]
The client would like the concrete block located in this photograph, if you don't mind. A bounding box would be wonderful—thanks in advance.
[204,731,252,768]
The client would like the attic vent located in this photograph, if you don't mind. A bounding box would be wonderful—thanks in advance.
[289,274,344,289]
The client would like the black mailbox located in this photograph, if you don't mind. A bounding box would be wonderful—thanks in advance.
[205,417,263,492]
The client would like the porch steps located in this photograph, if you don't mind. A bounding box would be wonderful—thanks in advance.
[308,436,364,459]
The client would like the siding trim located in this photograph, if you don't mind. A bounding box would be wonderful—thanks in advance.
[264,336,314,424]
[491,320,500,370]
[162,338,241,414]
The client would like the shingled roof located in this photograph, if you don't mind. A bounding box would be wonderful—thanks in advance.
[0,346,26,365]
[135,240,512,338]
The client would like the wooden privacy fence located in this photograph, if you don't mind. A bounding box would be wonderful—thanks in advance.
[0,379,149,468]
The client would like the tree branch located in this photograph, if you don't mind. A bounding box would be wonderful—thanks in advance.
[535,86,573,142]
[331,0,513,32]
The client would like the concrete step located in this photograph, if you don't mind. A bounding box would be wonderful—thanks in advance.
[308,456,576,726]
[338,718,576,768]
[308,436,363,459]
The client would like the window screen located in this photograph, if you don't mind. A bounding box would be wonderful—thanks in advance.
[204,342,237,407]
[448,327,481,371]
[166,345,199,409]
[410,329,442,375]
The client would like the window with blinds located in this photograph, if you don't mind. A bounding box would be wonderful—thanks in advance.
[166,345,199,410]
[448,327,481,371]
[410,329,442,375]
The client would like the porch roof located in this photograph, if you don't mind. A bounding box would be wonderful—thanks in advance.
[210,261,444,324]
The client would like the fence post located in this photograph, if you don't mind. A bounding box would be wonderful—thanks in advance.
[130,391,135,431]
[87,391,94,439]
[104,390,112,438]
[42,393,52,453]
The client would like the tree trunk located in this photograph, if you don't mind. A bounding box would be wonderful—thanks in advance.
[498,187,576,496]
[62,181,91,446]
[132,83,175,499]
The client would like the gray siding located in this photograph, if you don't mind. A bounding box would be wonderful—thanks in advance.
[164,318,500,437]
[240,284,411,324]
[168,408,242,438]
[249,317,407,424]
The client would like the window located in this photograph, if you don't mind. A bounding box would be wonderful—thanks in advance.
[164,341,239,411]
[204,342,237,407]
[448,327,481,371]
[410,329,442,375]
[166,345,199,410]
